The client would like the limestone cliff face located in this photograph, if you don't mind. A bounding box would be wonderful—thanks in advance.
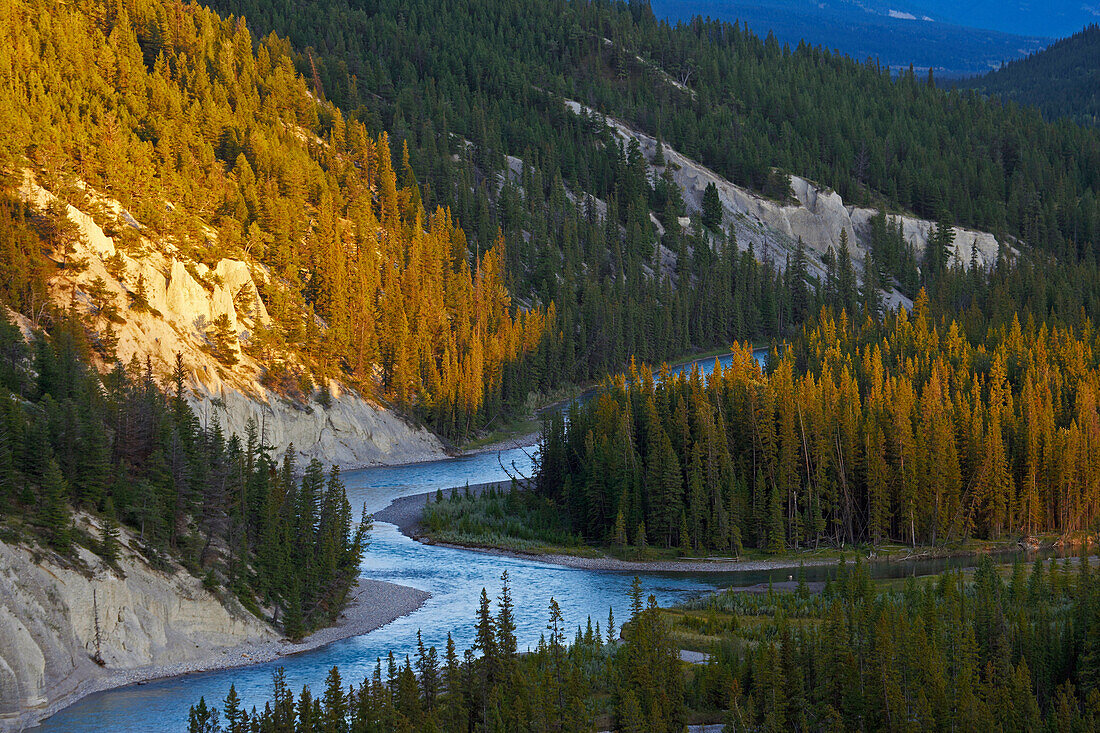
[19,174,446,469]
[564,99,1011,305]
[0,518,276,730]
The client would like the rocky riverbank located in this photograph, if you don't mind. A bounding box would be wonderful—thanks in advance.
[0,524,429,732]
[15,579,429,733]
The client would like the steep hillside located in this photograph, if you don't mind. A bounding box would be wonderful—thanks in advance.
[956,25,1100,127]
[0,0,546,446]
[210,0,1100,263]
[17,173,445,467]
[198,0,1099,392]
[567,99,1006,259]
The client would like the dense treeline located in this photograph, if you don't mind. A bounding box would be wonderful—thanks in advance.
[194,0,873,389]
[705,556,1100,731]
[192,558,1100,731]
[189,573,686,733]
[539,299,1100,552]
[957,24,1100,128]
[0,308,366,635]
[0,0,545,439]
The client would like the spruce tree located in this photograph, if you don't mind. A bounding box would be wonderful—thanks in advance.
[187,697,220,733]
[766,481,785,554]
[39,457,70,551]
[653,133,665,167]
[99,496,121,565]
[321,666,347,733]
[206,314,239,365]
[836,229,858,318]
[223,684,245,733]
[284,579,305,640]
[496,571,517,659]
[613,509,627,546]
[701,182,722,230]
[678,511,691,556]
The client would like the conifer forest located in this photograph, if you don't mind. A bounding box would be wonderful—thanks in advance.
[3,0,1100,730]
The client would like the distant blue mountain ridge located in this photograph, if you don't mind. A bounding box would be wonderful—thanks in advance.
[650,0,1067,76]
[891,0,1098,39]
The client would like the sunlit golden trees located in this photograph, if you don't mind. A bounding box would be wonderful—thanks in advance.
[541,306,1100,549]
[0,0,547,439]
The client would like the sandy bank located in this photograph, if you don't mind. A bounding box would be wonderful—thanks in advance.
[374,487,849,573]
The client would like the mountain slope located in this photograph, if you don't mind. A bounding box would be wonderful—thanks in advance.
[0,0,546,444]
[14,173,445,467]
[208,0,1100,266]
[956,24,1100,127]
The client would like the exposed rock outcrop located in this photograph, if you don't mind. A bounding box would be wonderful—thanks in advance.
[563,99,1013,309]
[18,175,446,469]
[0,518,276,731]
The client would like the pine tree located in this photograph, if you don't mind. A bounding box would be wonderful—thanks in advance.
[100,496,122,565]
[496,571,517,659]
[284,579,305,641]
[790,238,810,323]
[187,697,220,733]
[415,630,440,712]
[836,229,858,318]
[613,509,627,546]
[321,665,347,733]
[865,425,890,545]
[206,314,239,365]
[223,684,245,733]
[647,429,682,547]
[766,480,784,554]
[474,586,497,693]
[39,457,70,551]
[701,182,722,230]
[678,511,691,556]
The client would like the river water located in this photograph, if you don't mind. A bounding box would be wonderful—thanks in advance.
[29,351,1051,731]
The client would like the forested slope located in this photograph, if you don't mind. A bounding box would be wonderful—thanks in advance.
[175,0,1100,407]
[0,0,543,652]
[209,0,1100,262]
[541,303,1100,552]
[957,24,1100,127]
[0,0,545,441]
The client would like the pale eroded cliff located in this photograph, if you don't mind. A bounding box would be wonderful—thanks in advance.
[0,517,276,730]
[563,98,1012,310]
[18,175,446,469]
